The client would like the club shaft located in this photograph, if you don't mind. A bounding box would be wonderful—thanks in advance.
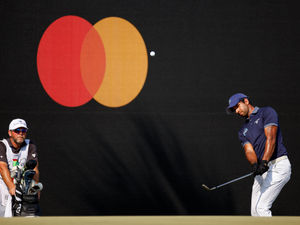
[214,172,253,189]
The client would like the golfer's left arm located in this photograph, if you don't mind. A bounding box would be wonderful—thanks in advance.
[244,143,257,165]
[262,125,277,162]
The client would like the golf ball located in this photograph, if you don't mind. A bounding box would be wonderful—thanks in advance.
[150,51,155,56]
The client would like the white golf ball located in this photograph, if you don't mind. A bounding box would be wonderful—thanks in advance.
[150,51,155,56]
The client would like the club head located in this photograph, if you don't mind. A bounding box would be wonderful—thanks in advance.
[11,166,23,183]
[202,184,211,191]
[28,182,43,195]
[25,160,37,170]
[23,170,36,180]
[202,184,217,191]
[23,170,36,194]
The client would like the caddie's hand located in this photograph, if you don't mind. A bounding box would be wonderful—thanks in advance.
[8,184,16,196]
[255,160,269,176]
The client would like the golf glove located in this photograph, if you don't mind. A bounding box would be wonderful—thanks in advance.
[254,160,269,176]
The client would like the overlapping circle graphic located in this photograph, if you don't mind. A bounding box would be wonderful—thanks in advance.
[37,16,148,108]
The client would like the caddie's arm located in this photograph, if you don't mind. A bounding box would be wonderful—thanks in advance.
[33,161,41,199]
[33,161,40,183]
[262,125,277,162]
[0,161,16,195]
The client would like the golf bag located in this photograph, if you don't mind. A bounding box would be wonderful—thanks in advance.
[11,159,43,216]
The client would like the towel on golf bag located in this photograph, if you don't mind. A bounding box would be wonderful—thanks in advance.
[12,183,23,216]
[12,181,40,216]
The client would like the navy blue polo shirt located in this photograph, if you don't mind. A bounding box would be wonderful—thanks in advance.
[238,106,287,161]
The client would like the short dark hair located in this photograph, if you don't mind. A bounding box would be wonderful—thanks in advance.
[241,97,252,105]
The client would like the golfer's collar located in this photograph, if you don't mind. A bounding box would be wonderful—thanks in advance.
[252,106,259,115]
[246,106,259,120]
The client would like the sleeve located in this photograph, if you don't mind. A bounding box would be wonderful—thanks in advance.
[263,107,278,128]
[27,141,38,162]
[0,142,8,163]
[238,128,250,147]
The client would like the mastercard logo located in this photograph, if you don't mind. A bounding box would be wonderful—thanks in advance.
[37,16,148,108]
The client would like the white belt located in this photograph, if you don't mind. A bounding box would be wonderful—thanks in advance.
[269,155,288,166]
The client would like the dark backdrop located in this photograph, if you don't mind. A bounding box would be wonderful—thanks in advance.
[1,0,300,216]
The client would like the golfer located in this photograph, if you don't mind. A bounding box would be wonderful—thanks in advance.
[227,93,291,217]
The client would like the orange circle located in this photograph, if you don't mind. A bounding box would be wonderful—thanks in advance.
[93,17,148,107]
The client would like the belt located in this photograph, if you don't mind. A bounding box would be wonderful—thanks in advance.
[269,155,288,165]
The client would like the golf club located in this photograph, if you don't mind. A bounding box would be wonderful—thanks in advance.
[28,182,43,195]
[202,172,253,191]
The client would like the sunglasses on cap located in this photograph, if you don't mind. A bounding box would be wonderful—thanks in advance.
[13,128,28,134]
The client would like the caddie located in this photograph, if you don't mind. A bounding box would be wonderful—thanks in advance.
[0,119,39,217]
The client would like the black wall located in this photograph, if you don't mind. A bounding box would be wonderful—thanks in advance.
[1,0,300,215]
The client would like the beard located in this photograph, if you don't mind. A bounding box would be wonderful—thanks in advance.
[238,108,249,118]
[12,136,25,145]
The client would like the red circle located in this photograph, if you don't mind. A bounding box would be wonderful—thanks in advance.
[37,15,105,107]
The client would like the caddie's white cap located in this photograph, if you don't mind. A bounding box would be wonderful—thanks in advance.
[9,118,28,130]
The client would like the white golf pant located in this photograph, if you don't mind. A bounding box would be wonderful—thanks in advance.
[0,179,12,217]
[251,156,291,217]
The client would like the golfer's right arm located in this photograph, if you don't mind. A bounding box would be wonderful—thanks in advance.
[0,161,15,196]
